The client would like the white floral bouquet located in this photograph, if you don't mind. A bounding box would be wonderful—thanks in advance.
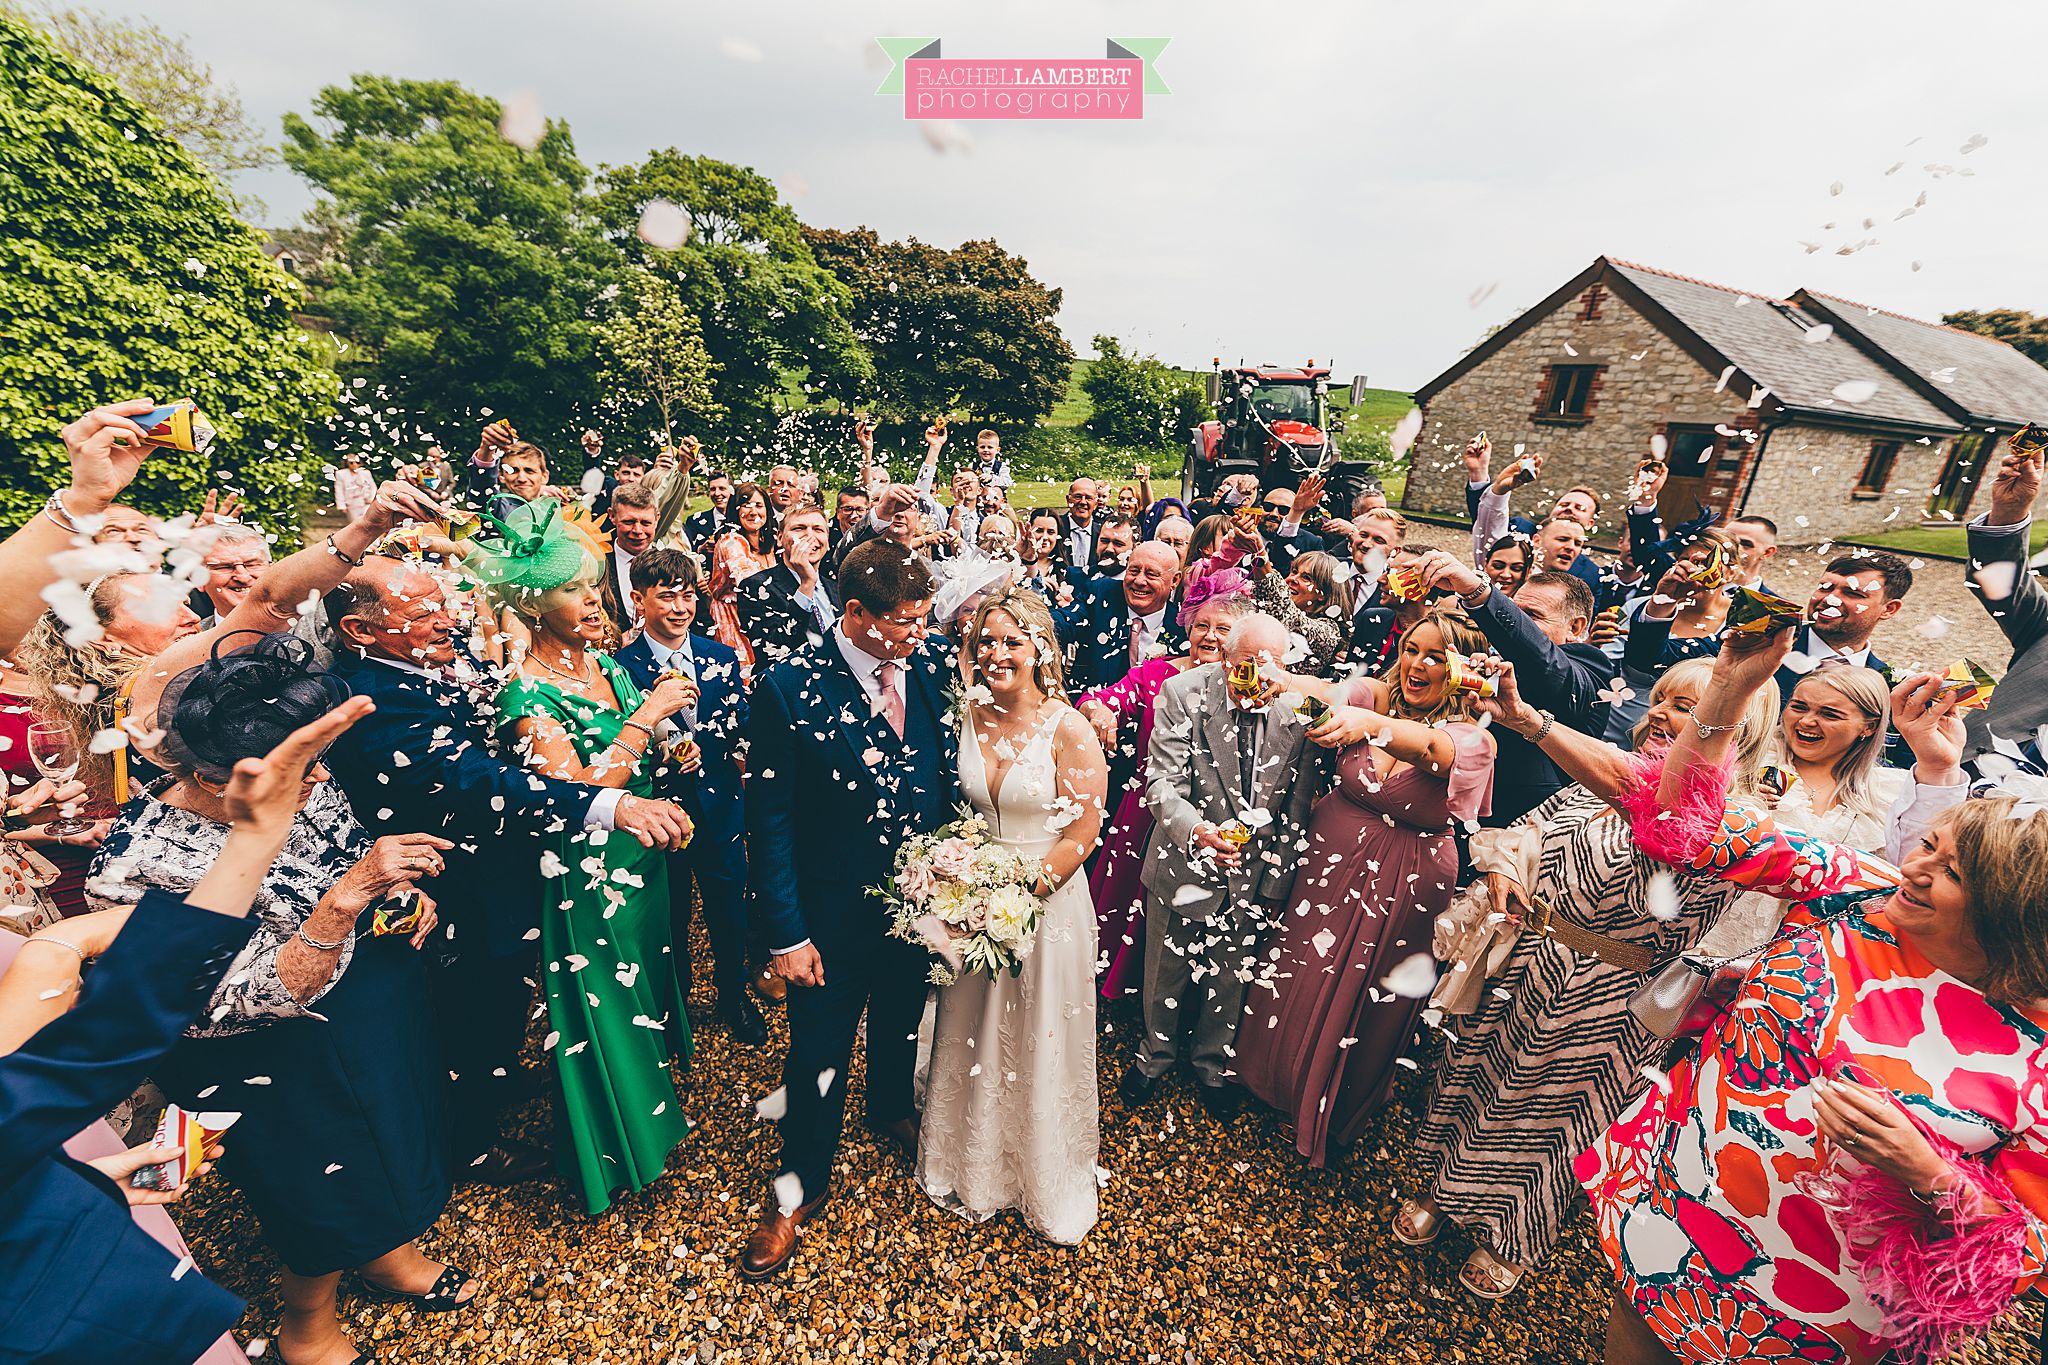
[879,809,1045,984]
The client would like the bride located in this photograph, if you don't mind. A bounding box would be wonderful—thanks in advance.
[919,587,1108,1243]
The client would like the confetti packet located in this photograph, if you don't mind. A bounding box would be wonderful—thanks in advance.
[129,1105,240,1192]
[369,889,423,937]
[1681,537,1729,590]
[1442,651,1498,699]
[128,400,215,456]
[1934,657,1996,711]
[2010,424,2048,459]
[1382,562,1428,602]
[1724,586,1804,635]
[1758,765,1799,800]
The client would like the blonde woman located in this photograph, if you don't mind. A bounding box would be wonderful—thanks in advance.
[1699,665,1907,957]
[1237,607,1497,1166]
[918,588,1108,1244]
[1401,657,1782,1300]
[18,573,204,801]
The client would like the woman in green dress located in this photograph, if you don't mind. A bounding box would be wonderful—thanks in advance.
[471,500,699,1213]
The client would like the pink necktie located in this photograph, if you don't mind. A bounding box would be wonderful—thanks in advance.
[875,659,906,738]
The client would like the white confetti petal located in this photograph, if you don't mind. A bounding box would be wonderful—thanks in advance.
[1381,952,1438,999]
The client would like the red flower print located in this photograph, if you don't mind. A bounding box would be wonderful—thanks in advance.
[1721,934,1833,1093]
[1635,1275,1847,1363]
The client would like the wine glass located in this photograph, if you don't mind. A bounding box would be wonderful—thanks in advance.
[25,722,91,837]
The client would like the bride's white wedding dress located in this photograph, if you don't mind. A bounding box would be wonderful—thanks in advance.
[917,705,1100,1244]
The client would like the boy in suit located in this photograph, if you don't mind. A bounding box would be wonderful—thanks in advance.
[615,548,765,1046]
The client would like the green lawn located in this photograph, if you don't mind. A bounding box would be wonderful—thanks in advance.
[764,356,1416,501]
[1842,521,2048,562]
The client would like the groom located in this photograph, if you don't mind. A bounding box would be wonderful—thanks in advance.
[740,539,958,1279]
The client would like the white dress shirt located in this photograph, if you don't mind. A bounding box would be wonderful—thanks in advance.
[1066,516,1095,569]
[612,547,639,624]
[1802,629,1872,670]
[639,631,699,730]
[1128,605,1168,663]
[835,623,905,719]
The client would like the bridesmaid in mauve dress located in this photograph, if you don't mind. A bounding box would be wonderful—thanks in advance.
[1236,611,1495,1168]
[1076,586,1245,1000]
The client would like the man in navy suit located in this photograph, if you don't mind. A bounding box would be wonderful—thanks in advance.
[684,468,736,548]
[615,548,765,1047]
[1054,540,1188,692]
[1422,557,1617,823]
[739,540,958,1280]
[1773,550,1910,706]
[1056,477,1104,568]
[324,560,693,1182]
[737,504,838,671]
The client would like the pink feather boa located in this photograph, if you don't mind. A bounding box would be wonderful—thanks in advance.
[1834,1150,2033,1362]
[1610,744,1735,870]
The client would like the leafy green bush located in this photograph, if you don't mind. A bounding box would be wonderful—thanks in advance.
[1081,335,1210,449]
[0,16,335,534]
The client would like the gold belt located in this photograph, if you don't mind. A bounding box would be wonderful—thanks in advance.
[1525,895,1655,973]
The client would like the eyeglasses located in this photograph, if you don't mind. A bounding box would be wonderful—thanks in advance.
[204,559,267,574]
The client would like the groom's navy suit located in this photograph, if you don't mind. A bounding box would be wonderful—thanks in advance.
[746,630,957,1201]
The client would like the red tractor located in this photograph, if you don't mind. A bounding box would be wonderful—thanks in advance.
[1182,360,1369,511]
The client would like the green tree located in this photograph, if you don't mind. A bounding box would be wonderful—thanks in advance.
[593,269,721,450]
[3,2,276,217]
[0,16,335,531]
[1080,335,1208,448]
[591,151,869,444]
[282,76,617,467]
[1943,308,2048,369]
[805,227,1074,425]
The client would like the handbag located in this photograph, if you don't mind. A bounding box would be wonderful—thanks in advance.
[1430,824,1541,1015]
[1626,950,1758,1039]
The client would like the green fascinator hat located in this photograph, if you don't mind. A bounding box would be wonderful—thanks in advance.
[464,498,597,595]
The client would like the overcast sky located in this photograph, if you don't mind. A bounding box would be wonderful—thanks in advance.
[113,0,2048,392]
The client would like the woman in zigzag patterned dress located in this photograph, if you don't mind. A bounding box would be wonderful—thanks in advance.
[1401,661,1782,1299]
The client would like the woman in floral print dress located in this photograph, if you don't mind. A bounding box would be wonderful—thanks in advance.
[1582,632,2048,1364]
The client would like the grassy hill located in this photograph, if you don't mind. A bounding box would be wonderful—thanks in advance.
[766,355,1414,501]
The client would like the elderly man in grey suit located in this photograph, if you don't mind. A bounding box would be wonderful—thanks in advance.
[1966,434,2048,759]
[1120,612,1323,1121]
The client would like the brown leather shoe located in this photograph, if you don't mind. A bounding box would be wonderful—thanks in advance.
[738,1192,828,1280]
[752,964,788,1005]
[868,1116,919,1162]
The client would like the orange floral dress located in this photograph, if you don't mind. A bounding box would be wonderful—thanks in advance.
[1578,804,2048,1363]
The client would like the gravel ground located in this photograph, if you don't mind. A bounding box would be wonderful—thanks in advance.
[175,976,2042,1365]
[172,520,2040,1363]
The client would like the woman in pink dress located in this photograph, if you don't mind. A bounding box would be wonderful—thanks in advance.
[1076,580,1249,1000]
[1236,608,1496,1166]
[705,482,775,675]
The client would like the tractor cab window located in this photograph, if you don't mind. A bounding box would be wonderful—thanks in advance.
[1248,383,1314,424]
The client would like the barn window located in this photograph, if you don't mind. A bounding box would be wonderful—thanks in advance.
[1854,440,1902,498]
[1537,364,1602,422]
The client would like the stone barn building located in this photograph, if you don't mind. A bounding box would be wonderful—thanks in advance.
[1403,256,2048,541]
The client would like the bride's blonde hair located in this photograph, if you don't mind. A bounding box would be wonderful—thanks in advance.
[959,589,1068,702]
